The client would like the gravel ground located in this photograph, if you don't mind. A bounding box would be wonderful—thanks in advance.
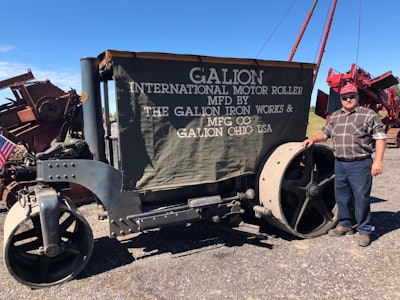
[0,147,399,300]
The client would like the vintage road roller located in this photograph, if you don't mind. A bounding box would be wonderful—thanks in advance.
[3,50,337,288]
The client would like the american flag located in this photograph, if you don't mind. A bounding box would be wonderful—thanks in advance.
[0,134,16,170]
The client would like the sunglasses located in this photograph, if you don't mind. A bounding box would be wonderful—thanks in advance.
[341,93,357,101]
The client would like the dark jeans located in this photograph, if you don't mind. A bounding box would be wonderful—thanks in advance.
[334,157,373,235]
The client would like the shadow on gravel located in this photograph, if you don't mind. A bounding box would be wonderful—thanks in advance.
[371,196,387,203]
[78,221,274,280]
[371,210,400,241]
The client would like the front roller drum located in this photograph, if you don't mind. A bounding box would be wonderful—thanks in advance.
[259,142,337,238]
[3,198,94,288]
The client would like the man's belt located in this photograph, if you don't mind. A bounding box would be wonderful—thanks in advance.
[336,155,371,162]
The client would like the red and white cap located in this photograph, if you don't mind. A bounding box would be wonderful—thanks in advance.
[339,83,358,95]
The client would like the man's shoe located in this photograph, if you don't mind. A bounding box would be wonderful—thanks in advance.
[328,225,353,237]
[357,234,371,247]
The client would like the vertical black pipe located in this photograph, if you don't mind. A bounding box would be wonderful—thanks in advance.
[80,57,106,162]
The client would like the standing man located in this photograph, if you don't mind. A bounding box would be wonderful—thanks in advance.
[301,83,387,247]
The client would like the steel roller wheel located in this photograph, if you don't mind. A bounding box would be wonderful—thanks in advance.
[258,142,337,238]
[3,199,93,288]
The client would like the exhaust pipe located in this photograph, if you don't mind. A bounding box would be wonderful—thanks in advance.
[80,57,106,162]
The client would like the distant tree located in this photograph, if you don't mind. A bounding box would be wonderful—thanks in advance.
[102,107,117,121]
[396,85,400,98]
[110,112,116,121]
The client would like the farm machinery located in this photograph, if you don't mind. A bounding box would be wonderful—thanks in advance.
[315,63,400,147]
[10,0,394,289]
[0,0,345,288]
[2,50,338,288]
[0,71,93,209]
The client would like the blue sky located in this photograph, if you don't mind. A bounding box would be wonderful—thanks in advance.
[1,0,399,110]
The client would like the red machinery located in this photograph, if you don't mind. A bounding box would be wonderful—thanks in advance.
[0,71,83,150]
[288,0,400,148]
[315,63,400,147]
[0,71,90,208]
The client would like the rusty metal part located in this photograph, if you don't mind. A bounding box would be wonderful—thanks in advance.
[8,144,32,162]
[386,128,400,148]
[1,180,35,209]
[258,142,337,238]
[0,71,89,210]
[0,71,83,153]
[36,96,64,122]
[3,197,93,288]
[0,70,34,90]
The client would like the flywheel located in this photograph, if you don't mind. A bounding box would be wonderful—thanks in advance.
[36,96,64,122]
[3,198,94,288]
[258,142,337,238]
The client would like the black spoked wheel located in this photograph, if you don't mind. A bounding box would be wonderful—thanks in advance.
[3,200,93,288]
[258,142,337,238]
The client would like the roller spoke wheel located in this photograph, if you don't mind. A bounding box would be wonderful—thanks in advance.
[3,199,93,288]
[259,142,337,238]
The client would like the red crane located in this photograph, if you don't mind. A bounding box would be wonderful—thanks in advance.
[289,0,400,147]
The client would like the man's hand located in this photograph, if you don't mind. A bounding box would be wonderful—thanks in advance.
[371,160,383,176]
[301,139,314,148]
[301,132,325,148]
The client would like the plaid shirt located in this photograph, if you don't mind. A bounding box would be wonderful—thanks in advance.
[319,106,387,160]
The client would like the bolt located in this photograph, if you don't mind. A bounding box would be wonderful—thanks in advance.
[212,215,220,223]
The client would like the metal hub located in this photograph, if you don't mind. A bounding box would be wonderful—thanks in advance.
[307,183,319,199]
